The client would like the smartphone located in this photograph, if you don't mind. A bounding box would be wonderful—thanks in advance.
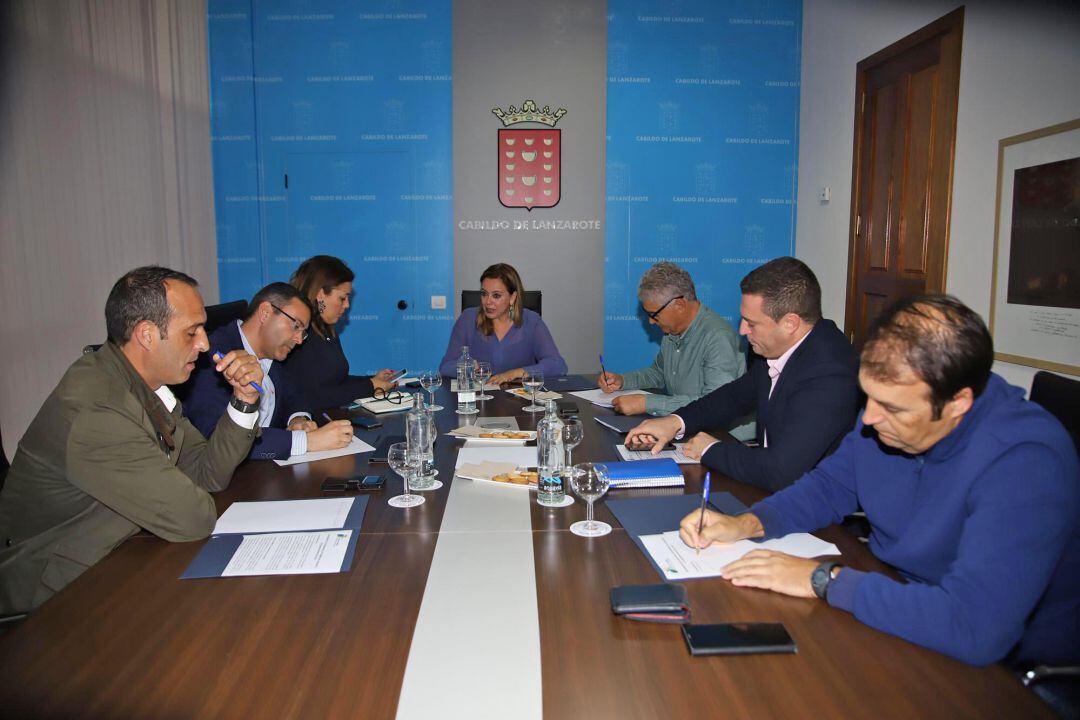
[368,435,405,464]
[350,416,382,429]
[321,476,353,492]
[357,474,385,489]
[556,400,579,417]
[387,368,408,383]
[681,623,796,656]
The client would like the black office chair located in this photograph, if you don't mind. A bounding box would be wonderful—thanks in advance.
[1020,371,1080,717]
[461,290,542,316]
[204,299,248,335]
[1030,371,1079,451]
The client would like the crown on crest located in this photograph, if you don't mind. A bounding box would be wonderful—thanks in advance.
[491,99,567,127]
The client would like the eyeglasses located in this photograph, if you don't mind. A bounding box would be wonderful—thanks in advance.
[271,304,309,341]
[373,387,405,404]
[644,295,684,321]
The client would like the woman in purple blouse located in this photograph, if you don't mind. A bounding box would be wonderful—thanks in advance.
[438,263,567,382]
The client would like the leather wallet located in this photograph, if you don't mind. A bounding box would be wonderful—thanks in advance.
[610,583,690,624]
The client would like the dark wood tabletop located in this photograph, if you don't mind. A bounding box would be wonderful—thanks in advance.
[0,382,1049,719]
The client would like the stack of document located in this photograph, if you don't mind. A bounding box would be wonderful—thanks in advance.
[273,435,375,466]
[640,531,839,581]
[181,497,368,579]
[569,388,653,408]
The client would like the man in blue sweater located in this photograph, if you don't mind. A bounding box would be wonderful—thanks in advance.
[680,295,1079,666]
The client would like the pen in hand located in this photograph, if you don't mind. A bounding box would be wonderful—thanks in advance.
[696,472,711,556]
[598,353,609,390]
[212,350,264,395]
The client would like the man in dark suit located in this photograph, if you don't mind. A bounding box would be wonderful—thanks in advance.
[627,257,860,491]
[184,282,354,461]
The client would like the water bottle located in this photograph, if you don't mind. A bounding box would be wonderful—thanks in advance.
[456,345,477,415]
[536,399,566,506]
[406,393,436,490]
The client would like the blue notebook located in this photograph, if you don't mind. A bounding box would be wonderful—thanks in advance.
[603,458,684,488]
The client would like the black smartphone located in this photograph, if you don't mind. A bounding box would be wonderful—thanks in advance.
[368,435,405,464]
[321,476,351,492]
[556,400,579,417]
[681,623,796,656]
[351,416,382,429]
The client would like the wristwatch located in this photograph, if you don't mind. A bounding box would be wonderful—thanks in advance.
[811,561,843,600]
[230,396,259,414]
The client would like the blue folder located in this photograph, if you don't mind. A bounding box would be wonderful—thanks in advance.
[592,414,649,434]
[604,458,684,488]
[607,493,749,581]
[180,496,369,580]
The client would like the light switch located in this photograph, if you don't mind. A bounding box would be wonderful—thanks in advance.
[819,186,831,203]
[431,295,446,310]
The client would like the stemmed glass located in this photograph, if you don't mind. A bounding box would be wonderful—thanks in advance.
[419,371,443,411]
[522,368,545,413]
[562,417,583,467]
[387,442,424,508]
[475,361,493,401]
[569,462,611,537]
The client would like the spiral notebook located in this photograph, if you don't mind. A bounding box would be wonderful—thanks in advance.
[604,458,685,489]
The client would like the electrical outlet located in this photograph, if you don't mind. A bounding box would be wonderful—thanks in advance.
[431,295,446,310]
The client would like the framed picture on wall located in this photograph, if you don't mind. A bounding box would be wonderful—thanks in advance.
[990,118,1080,376]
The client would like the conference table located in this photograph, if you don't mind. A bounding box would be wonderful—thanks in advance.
[0,381,1049,719]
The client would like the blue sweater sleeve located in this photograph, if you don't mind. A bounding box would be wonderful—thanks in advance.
[826,443,1077,665]
[440,312,473,377]
[522,316,567,376]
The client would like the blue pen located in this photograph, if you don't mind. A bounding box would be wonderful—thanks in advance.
[212,350,264,395]
[696,472,711,555]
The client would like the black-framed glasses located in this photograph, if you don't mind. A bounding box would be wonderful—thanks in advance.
[644,295,684,321]
[271,304,309,341]
[373,387,405,404]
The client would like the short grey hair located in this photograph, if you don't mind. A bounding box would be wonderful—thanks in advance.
[637,262,697,303]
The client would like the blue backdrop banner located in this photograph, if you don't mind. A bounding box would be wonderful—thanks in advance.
[604,0,802,370]
[207,1,453,374]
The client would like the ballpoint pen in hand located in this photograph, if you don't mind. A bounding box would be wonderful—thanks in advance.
[212,350,265,395]
[696,472,711,556]
[599,353,609,389]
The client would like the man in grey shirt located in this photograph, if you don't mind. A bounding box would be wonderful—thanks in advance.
[600,262,754,439]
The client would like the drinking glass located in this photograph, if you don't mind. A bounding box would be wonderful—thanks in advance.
[387,442,424,508]
[407,412,437,491]
[419,371,443,411]
[475,361,493,401]
[569,462,611,537]
[562,417,583,467]
[522,368,545,413]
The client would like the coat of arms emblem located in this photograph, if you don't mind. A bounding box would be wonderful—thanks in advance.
[492,99,566,210]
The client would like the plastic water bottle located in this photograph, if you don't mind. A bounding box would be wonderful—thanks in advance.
[536,399,566,506]
[456,345,477,415]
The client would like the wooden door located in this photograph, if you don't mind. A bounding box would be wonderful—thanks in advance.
[845,8,964,347]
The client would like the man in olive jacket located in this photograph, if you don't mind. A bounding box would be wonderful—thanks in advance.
[0,267,264,614]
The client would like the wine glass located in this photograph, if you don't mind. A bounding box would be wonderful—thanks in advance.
[522,368,545,413]
[387,442,424,508]
[419,371,443,411]
[569,462,611,537]
[475,361,493,401]
[562,417,583,467]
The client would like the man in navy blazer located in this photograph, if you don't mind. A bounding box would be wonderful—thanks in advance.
[627,257,860,492]
[184,283,354,460]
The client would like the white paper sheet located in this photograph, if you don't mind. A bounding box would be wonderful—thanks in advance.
[455,445,538,470]
[221,530,352,576]
[640,530,840,580]
[214,497,356,534]
[273,435,376,466]
[616,443,698,465]
[569,388,653,408]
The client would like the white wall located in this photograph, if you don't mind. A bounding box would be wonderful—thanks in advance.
[796,0,1080,391]
[0,1,219,452]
